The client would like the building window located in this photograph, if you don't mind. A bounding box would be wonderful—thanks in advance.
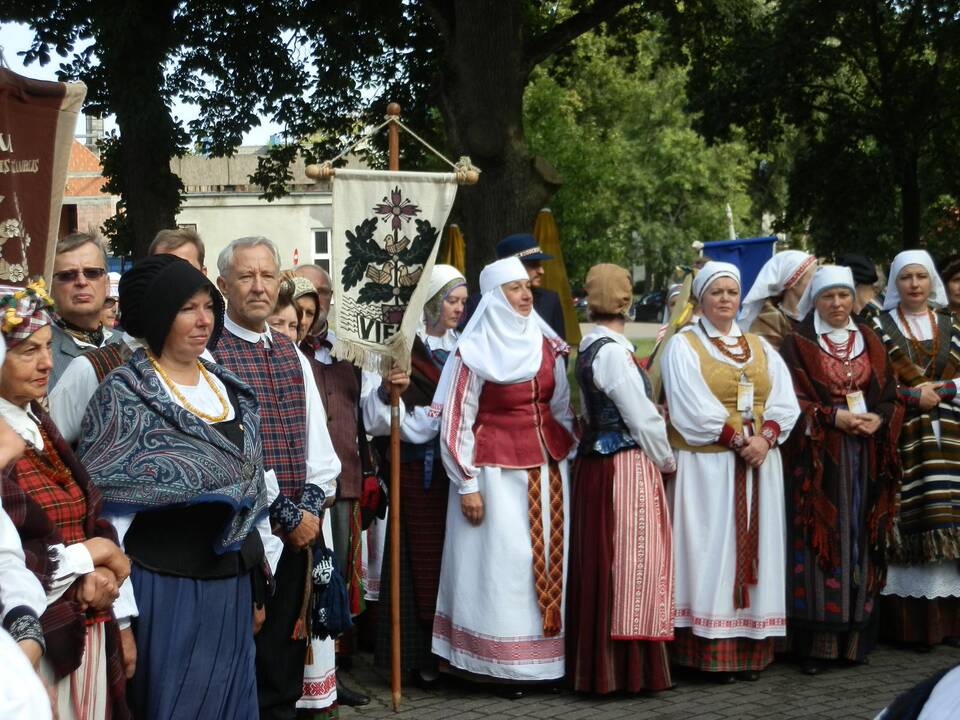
[312,229,331,272]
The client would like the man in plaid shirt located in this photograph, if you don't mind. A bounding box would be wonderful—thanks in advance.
[214,237,341,720]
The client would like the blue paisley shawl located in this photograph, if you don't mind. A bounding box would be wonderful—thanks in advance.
[76,349,269,553]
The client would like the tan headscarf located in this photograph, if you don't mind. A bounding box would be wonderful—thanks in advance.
[585,263,632,316]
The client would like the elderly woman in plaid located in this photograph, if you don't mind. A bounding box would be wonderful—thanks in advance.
[0,280,131,719]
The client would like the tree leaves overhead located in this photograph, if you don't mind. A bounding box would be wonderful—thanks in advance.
[670,0,960,257]
[341,217,390,291]
[524,29,757,286]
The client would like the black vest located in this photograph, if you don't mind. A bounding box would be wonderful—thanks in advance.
[575,336,647,456]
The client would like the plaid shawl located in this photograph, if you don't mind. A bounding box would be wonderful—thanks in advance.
[781,317,904,591]
[2,407,130,717]
[77,349,268,553]
[873,309,960,562]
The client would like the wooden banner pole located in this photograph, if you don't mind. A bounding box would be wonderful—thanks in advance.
[387,101,403,713]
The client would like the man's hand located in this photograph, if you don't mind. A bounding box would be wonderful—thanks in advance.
[119,627,137,679]
[253,603,266,635]
[16,638,43,668]
[81,538,130,584]
[0,418,26,468]
[287,510,320,549]
[460,492,484,525]
[738,435,770,468]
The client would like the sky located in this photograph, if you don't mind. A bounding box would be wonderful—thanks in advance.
[0,21,282,146]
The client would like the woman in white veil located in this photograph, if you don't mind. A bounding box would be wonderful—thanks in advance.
[429,257,577,694]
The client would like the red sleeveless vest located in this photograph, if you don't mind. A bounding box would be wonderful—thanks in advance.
[473,338,575,469]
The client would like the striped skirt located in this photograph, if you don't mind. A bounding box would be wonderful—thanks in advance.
[566,449,673,693]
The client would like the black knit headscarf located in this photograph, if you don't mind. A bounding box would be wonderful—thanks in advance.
[119,254,224,356]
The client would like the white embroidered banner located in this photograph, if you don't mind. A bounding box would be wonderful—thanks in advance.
[331,169,458,372]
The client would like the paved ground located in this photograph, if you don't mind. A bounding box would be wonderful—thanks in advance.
[338,643,960,719]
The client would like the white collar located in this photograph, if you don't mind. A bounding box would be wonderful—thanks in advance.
[0,398,43,450]
[579,324,633,352]
[699,315,743,339]
[224,314,273,348]
[813,312,857,337]
[419,328,458,353]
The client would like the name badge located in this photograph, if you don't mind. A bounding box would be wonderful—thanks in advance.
[846,391,868,414]
[737,381,754,412]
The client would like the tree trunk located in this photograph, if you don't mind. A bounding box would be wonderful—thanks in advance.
[96,1,183,258]
[436,1,561,280]
[900,146,921,249]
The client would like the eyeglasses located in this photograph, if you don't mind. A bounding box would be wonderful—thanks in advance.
[52,267,107,283]
[103,297,118,308]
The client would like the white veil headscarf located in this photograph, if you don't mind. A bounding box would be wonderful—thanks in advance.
[795,265,857,321]
[740,250,816,328]
[429,257,565,415]
[882,250,948,311]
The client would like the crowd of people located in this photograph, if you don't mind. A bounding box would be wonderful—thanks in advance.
[0,227,959,719]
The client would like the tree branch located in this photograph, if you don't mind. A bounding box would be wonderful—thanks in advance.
[523,0,636,71]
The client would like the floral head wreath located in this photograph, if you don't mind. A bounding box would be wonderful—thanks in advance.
[1,278,55,347]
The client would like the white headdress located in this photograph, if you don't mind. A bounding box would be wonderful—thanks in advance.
[795,265,856,320]
[740,250,816,328]
[430,257,565,414]
[693,261,741,300]
[882,250,948,311]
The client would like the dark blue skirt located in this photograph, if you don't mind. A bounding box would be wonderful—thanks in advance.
[129,566,258,719]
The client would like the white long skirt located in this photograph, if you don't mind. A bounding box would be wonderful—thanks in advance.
[668,448,787,639]
[431,460,569,681]
[297,511,337,710]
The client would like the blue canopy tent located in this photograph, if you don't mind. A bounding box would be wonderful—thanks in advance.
[702,236,778,300]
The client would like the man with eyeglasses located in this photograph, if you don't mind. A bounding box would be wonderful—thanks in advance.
[48,233,121,389]
[49,229,213,444]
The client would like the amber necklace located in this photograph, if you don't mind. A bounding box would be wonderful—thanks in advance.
[147,351,229,423]
[897,305,940,365]
[701,321,752,363]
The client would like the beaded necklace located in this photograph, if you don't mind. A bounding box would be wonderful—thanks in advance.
[701,320,752,363]
[147,352,229,423]
[896,305,940,367]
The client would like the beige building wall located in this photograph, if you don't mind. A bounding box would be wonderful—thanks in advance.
[176,192,335,275]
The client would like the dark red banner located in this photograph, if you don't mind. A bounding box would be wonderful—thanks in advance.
[0,68,85,286]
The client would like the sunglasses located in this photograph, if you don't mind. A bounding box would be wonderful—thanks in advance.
[103,297,118,308]
[52,267,107,283]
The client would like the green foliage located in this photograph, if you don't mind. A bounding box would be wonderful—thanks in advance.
[524,30,757,286]
[669,0,960,262]
[341,218,389,290]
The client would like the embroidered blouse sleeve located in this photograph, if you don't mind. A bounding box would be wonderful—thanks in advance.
[759,337,801,442]
[47,357,99,445]
[438,353,484,494]
[593,341,674,471]
[661,332,731,446]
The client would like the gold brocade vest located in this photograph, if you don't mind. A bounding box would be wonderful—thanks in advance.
[668,331,770,453]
